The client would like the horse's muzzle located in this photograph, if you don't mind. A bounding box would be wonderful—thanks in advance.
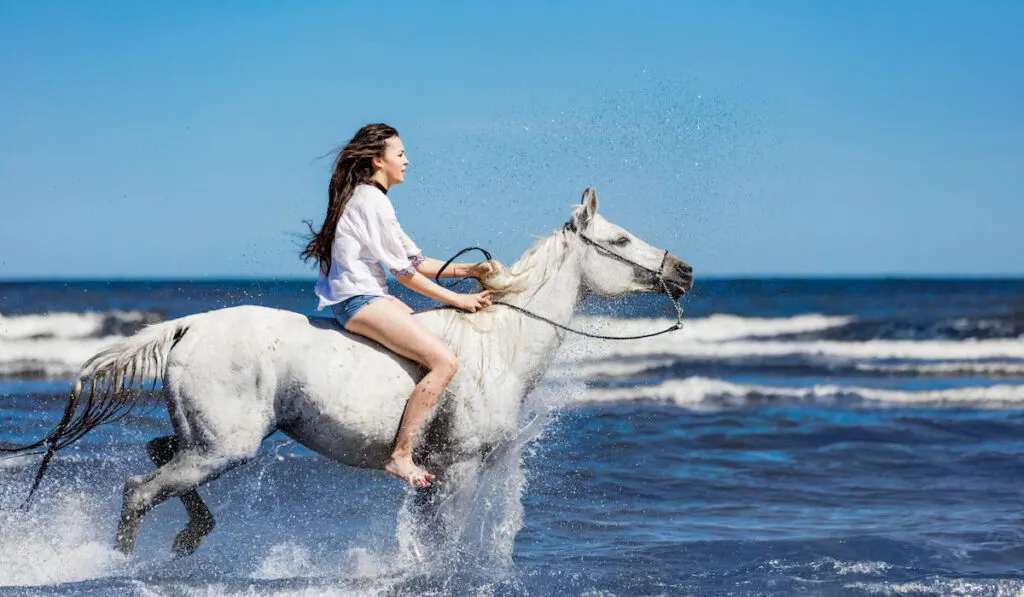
[662,256,694,299]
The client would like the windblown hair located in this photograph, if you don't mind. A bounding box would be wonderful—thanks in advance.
[301,123,399,276]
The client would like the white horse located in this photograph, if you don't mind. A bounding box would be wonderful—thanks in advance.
[13,189,693,558]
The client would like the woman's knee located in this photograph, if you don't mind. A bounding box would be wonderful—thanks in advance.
[425,348,458,379]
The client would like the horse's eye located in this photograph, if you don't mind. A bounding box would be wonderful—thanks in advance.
[610,237,630,247]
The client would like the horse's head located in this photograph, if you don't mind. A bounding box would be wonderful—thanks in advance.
[567,188,694,300]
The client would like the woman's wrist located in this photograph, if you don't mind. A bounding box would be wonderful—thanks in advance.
[443,288,464,305]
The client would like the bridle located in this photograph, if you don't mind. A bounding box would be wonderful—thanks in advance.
[434,222,685,340]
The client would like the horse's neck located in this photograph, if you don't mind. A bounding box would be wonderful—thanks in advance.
[511,257,583,380]
[484,233,585,378]
[420,231,584,385]
[504,248,582,338]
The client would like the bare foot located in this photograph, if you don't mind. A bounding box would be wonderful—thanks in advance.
[384,456,435,488]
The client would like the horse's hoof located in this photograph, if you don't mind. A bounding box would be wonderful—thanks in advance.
[171,528,204,558]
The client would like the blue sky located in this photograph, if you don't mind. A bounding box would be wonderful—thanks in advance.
[1,1,1021,279]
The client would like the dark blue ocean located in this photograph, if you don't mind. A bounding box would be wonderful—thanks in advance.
[2,278,1024,596]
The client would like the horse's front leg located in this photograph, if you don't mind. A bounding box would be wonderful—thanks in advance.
[398,455,483,566]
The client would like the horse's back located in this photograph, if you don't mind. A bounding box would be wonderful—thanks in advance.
[161,304,474,468]
[167,304,425,466]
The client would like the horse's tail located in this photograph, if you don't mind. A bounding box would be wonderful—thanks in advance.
[2,316,194,506]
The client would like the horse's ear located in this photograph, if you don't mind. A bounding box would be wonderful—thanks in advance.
[571,188,600,230]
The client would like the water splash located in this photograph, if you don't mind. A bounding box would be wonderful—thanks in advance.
[0,488,128,586]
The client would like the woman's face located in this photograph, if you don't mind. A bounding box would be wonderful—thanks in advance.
[373,136,409,187]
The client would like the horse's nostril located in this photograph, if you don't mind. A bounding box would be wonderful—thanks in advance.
[675,263,693,276]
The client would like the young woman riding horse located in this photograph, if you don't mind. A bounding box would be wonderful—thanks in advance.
[301,123,494,488]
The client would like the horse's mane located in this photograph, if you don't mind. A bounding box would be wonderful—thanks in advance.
[477,228,571,301]
[439,228,574,389]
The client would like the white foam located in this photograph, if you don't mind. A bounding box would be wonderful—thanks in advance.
[695,338,1024,361]
[0,311,159,377]
[812,557,892,576]
[574,377,1024,408]
[0,491,127,586]
[857,361,1024,377]
[572,334,1024,363]
[846,577,1024,596]
[252,543,317,580]
[0,312,105,340]
[682,313,853,341]
[131,581,385,597]
[550,357,678,380]
[549,314,1024,385]
[0,311,151,340]
[567,313,851,344]
[0,336,119,377]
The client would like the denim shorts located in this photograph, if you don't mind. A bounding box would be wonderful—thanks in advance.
[331,295,384,328]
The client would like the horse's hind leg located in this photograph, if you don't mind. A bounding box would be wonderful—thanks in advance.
[116,446,253,556]
[146,436,216,557]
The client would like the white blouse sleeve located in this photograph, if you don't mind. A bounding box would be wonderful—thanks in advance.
[397,223,424,268]
[356,197,420,277]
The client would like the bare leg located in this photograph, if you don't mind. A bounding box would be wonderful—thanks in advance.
[384,368,453,487]
[346,297,458,488]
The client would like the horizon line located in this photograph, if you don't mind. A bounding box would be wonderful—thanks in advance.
[3,273,1024,283]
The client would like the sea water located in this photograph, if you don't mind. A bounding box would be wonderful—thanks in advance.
[2,278,1023,596]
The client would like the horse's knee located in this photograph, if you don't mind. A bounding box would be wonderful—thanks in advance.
[123,474,155,514]
[147,436,178,466]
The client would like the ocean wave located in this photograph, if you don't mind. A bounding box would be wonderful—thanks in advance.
[0,310,162,340]
[126,582,387,597]
[560,356,1024,382]
[558,316,1024,364]
[775,315,1024,342]
[576,313,854,343]
[549,315,1024,387]
[573,377,1024,408]
[856,361,1024,377]
[845,577,1024,596]
[0,310,163,379]
[811,557,892,576]
[4,312,1024,381]
[0,337,121,378]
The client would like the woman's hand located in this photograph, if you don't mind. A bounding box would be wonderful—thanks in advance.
[453,290,492,312]
[466,261,496,279]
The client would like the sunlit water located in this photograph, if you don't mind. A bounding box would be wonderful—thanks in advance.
[2,279,1023,596]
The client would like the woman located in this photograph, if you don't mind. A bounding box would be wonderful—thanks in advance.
[301,123,493,488]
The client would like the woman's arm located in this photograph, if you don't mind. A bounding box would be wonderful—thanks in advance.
[396,271,491,311]
[414,257,493,279]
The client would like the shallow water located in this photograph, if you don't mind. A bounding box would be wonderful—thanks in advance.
[2,278,1023,595]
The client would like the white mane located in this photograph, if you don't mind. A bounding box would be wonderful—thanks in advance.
[434,228,576,391]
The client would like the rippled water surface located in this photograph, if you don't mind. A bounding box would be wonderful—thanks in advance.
[2,278,1023,596]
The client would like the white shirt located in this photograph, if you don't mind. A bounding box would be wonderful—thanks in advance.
[314,184,423,310]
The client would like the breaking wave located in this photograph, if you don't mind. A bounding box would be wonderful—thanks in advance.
[572,376,1024,408]
[0,310,162,378]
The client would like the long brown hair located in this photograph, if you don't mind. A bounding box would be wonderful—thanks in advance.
[301,123,399,275]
